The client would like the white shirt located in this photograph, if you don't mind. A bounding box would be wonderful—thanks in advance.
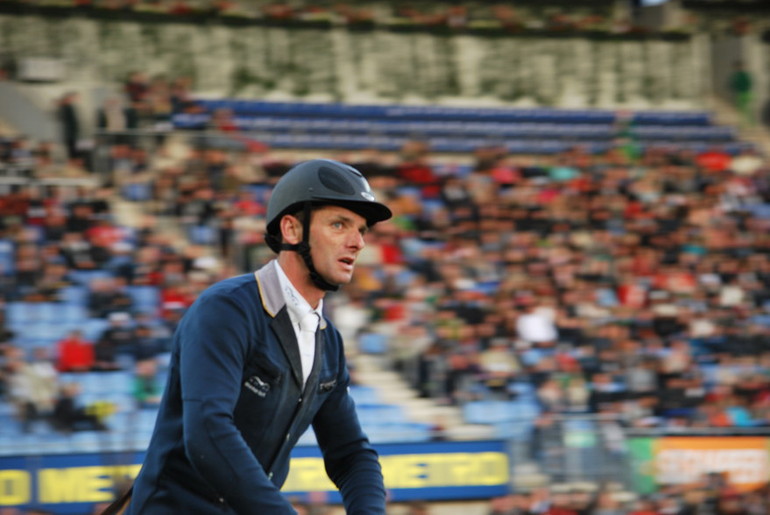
[515,307,558,344]
[274,261,322,387]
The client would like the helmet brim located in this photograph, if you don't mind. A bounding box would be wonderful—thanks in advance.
[328,199,392,227]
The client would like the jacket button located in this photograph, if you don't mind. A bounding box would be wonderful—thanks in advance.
[298,397,303,403]
[286,433,291,441]
[268,472,273,480]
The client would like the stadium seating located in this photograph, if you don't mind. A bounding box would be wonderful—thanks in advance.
[173,100,751,155]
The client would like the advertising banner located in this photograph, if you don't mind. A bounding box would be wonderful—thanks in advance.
[0,440,510,513]
[628,436,770,494]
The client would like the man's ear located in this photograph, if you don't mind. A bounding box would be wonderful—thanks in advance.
[280,214,302,244]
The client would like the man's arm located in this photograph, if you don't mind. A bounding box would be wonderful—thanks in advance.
[312,359,386,514]
[179,292,296,513]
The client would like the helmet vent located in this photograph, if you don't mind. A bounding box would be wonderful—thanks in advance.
[318,166,356,195]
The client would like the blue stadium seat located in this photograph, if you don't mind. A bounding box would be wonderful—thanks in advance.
[183,99,734,156]
[58,303,88,324]
[135,409,159,434]
[68,269,113,287]
[0,239,13,275]
[493,420,535,440]
[188,225,218,245]
[122,182,153,202]
[16,323,68,343]
[66,431,108,453]
[358,333,388,354]
[6,301,37,326]
[355,403,406,426]
[82,317,111,341]
[296,427,318,446]
[348,385,379,405]
[127,285,160,314]
[462,399,541,425]
[59,285,88,306]
[366,422,433,443]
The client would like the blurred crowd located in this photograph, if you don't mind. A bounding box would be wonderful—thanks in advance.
[484,473,770,514]
[10,86,770,435]
[1,57,770,513]
[0,0,620,33]
[5,94,770,407]
[2,0,761,37]
[347,139,770,434]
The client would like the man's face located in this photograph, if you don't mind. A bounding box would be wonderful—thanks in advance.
[308,205,368,286]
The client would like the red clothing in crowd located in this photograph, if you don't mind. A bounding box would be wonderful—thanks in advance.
[696,148,731,173]
[57,334,95,372]
[86,223,125,249]
[545,508,579,515]
[379,241,403,265]
[397,162,441,198]
[617,282,647,308]
[160,285,195,319]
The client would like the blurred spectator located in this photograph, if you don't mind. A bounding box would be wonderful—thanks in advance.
[209,107,238,132]
[56,91,81,161]
[405,501,430,514]
[65,199,95,233]
[87,276,134,318]
[130,314,165,361]
[60,231,98,270]
[29,261,72,301]
[132,358,162,409]
[93,311,135,370]
[627,497,659,515]
[396,140,441,199]
[6,346,58,432]
[96,95,138,134]
[696,146,731,174]
[51,382,106,432]
[516,299,559,346]
[159,279,195,319]
[592,489,625,515]
[477,337,520,398]
[146,74,174,127]
[13,241,43,298]
[729,60,754,128]
[124,71,150,120]
[56,329,95,372]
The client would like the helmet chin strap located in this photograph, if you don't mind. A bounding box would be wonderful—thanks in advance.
[279,202,339,292]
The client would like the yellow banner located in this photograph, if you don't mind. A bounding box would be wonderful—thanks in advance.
[283,451,510,492]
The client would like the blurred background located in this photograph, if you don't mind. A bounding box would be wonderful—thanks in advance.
[1,0,770,513]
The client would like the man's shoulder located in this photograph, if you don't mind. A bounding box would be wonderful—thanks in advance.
[190,274,259,304]
[201,273,259,300]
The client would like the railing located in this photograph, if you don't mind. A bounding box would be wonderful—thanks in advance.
[522,415,770,493]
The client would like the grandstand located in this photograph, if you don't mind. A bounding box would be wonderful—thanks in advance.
[2,0,770,513]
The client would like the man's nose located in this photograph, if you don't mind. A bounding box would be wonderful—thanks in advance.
[349,230,365,249]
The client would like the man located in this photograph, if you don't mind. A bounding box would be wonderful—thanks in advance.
[119,159,390,513]
[7,346,59,433]
[57,91,81,161]
[729,60,753,128]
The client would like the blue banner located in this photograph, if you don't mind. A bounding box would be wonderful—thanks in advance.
[0,440,510,513]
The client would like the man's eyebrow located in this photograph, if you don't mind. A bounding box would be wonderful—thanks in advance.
[333,213,369,232]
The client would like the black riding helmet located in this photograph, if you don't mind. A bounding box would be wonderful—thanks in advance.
[265,159,392,291]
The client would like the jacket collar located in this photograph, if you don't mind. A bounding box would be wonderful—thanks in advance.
[254,260,327,390]
[254,260,327,329]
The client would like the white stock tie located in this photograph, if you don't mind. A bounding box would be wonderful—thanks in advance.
[298,312,319,387]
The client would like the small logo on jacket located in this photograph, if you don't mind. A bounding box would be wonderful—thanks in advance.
[245,375,270,397]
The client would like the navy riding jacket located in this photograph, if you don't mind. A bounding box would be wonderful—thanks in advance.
[126,262,386,514]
